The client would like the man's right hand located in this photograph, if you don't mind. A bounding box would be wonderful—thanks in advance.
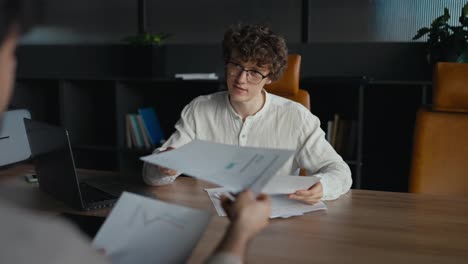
[154,146,178,176]
[221,190,271,241]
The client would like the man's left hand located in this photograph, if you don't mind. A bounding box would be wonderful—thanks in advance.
[288,182,323,205]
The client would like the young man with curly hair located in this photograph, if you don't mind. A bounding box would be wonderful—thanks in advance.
[143,24,352,204]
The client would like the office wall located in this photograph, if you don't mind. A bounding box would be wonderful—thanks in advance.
[21,0,302,44]
[20,0,467,44]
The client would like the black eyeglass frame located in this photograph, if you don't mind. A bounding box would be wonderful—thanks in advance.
[225,61,270,84]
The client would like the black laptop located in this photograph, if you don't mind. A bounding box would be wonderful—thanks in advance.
[24,119,118,210]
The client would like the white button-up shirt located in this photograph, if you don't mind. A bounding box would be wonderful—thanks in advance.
[143,91,352,200]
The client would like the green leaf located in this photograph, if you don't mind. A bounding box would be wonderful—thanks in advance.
[443,7,450,21]
[122,32,172,46]
[413,27,430,40]
[431,10,450,28]
[463,2,468,17]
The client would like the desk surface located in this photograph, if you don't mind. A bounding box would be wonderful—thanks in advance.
[1,164,468,264]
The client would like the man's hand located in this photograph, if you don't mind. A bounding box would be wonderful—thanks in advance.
[221,190,271,241]
[153,147,178,176]
[288,181,323,205]
[212,190,271,261]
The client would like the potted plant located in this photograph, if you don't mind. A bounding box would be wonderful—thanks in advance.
[121,32,171,78]
[123,32,171,46]
[413,2,468,65]
[121,0,171,78]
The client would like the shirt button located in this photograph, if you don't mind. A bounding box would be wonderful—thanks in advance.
[241,135,246,138]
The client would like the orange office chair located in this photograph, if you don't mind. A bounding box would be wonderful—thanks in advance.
[264,54,310,110]
[409,62,468,194]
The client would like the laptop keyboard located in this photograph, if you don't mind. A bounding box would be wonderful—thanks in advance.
[79,182,116,204]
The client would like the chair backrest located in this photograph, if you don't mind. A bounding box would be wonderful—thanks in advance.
[264,54,310,110]
[433,62,468,112]
[409,62,468,194]
[409,109,468,194]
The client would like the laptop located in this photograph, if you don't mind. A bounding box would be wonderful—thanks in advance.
[23,118,118,210]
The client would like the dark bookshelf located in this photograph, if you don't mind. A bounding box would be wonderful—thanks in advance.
[12,78,222,175]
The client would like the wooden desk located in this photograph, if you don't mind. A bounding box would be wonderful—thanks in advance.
[1,164,468,264]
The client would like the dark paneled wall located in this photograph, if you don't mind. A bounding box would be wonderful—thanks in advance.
[16,43,431,81]
[21,0,466,44]
[22,0,302,44]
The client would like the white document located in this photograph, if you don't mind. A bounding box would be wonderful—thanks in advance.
[140,139,295,194]
[93,192,211,264]
[174,73,219,80]
[262,174,321,195]
[205,187,327,219]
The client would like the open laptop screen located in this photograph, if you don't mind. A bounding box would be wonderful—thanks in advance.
[24,118,84,209]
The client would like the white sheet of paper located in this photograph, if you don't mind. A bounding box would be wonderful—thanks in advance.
[205,187,327,219]
[140,139,295,194]
[93,192,211,264]
[261,174,321,195]
[174,73,219,80]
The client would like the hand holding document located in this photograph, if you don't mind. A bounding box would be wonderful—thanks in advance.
[206,186,326,218]
[261,174,321,195]
[93,192,211,264]
[205,174,325,218]
[140,139,295,194]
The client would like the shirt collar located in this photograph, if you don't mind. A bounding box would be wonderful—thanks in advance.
[225,89,271,120]
[254,89,271,119]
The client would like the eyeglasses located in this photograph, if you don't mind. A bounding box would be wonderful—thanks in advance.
[226,62,269,84]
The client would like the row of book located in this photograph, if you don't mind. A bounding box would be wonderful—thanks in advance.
[126,107,165,149]
[326,114,357,160]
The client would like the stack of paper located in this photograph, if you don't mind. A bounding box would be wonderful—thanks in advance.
[174,73,219,80]
[93,192,211,264]
[205,175,326,218]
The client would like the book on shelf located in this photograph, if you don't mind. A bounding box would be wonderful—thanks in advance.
[326,120,333,143]
[331,114,340,148]
[125,114,133,149]
[125,108,165,150]
[128,114,144,148]
[326,114,357,161]
[126,114,140,149]
[136,115,152,149]
[138,107,165,146]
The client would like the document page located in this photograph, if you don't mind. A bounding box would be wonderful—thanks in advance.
[93,192,211,264]
[261,174,321,195]
[140,139,295,194]
[205,187,327,218]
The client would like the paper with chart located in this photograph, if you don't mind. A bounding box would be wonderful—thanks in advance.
[93,192,211,264]
[140,139,295,194]
[205,187,327,218]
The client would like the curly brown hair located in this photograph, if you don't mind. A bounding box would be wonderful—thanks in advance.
[222,24,288,82]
